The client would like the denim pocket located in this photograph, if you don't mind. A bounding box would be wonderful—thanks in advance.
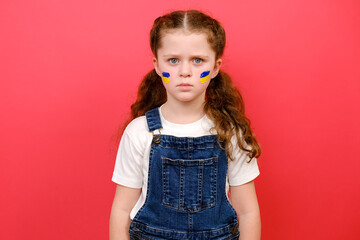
[129,226,155,240]
[162,157,217,213]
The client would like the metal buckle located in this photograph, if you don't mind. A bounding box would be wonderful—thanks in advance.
[152,129,162,144]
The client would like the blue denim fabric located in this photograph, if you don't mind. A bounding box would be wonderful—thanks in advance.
[129,108,239,240]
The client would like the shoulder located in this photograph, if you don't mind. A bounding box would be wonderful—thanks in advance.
[122,115,152,150]
[124,115,150,136]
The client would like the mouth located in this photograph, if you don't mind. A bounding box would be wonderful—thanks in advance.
[176,83,193,91]
[177,83,193,87]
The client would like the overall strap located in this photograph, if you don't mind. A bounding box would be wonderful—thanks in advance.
[145,107,162,132]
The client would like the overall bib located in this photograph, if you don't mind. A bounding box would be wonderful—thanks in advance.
[129,108,239,240]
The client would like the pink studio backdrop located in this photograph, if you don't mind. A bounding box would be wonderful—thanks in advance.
[1,0,359,239]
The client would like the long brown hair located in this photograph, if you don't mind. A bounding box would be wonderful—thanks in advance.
[128,10,261,161]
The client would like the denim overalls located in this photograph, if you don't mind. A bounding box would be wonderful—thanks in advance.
[129,108,239,240]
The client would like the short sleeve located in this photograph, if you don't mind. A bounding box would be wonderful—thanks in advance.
[111,130,144,188]
[228,137,260,186]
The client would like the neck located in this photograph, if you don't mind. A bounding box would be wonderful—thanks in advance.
[161,99,206,124]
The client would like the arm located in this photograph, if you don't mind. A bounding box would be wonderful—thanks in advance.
[229,180,261,240]
[109,184,141,240]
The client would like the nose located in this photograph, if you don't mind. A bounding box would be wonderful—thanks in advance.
[179,62,192,78]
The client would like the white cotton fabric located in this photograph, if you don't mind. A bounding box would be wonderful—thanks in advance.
[112,106,260,219]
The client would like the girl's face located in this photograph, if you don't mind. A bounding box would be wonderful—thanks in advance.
[153,30,222,105]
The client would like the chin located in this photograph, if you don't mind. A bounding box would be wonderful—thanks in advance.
[177,96,203,103]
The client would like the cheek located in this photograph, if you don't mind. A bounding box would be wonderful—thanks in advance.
[199,71,211,84]
[162,72,170,84]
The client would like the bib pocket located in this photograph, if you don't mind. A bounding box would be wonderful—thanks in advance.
[161,157,218,213]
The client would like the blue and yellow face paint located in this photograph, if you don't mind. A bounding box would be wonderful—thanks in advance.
[162,72,170,83]
[200,71,210,84]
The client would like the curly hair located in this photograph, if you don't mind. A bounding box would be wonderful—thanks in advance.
[127,10,261,161]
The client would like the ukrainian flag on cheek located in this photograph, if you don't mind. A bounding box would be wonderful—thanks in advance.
[200,71,210,84]
[162,72,170,83]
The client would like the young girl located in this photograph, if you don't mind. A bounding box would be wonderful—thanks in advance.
[110,10,261,240]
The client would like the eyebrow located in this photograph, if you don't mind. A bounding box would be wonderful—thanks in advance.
[162,54,210,59]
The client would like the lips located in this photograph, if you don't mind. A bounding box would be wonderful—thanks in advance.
[177,83,192,87]
[177,83,193,91]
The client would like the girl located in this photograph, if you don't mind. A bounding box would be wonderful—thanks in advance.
[110,10,261,240]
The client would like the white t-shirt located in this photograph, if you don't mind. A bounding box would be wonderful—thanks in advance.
[112,107,260,219]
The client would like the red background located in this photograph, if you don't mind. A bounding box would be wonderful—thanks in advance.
[1,0,359,239]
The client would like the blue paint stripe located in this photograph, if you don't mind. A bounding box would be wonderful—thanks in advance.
[162,72,170,78]
[200,71,210,78]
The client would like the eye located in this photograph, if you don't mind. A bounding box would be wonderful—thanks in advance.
[193,58,203,64]
[168,58,179,64]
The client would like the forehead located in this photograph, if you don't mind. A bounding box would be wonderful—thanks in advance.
[157,30,215,56]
